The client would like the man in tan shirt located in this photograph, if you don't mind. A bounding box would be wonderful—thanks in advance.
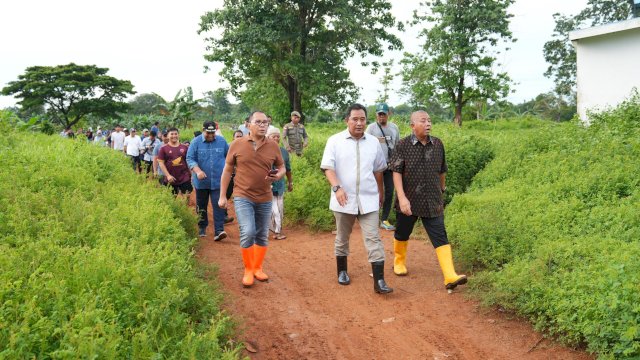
[219,111,285,287]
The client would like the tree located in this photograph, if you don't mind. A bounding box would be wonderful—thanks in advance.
[128,93,167,115]
[401,0,515,127]
[156,87,200,128]
[376,60,395,104]
[201,88,231,119]
[198,0,402,117]
[1,63,135,129]
[543,0,633,98]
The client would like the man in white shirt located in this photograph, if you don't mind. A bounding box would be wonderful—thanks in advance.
[111,125,126,151]
[320,103,393,294]
[123,128,143,173]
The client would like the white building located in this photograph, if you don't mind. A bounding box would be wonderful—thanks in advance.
[570,17,640,122]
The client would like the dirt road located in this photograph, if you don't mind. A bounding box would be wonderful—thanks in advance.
[195,201,592,359]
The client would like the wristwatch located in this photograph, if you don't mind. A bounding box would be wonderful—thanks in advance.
[332,185,342,193]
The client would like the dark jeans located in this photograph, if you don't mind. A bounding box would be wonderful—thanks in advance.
[144,160,153,174]
[394,213,449,248]
[196,188,225,236]
[129,155,141,173]
[381,170,395,221]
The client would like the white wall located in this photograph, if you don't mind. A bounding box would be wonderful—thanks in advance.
[573,25,640,122]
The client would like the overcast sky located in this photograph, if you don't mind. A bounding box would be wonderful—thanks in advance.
[0,0,587,110]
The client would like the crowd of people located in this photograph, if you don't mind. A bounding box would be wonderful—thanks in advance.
[60,104,466,294]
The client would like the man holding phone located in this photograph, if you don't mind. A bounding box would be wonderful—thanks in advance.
[219,111,285,287]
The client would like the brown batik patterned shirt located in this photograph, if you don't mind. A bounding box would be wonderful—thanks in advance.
[390,134,448,218]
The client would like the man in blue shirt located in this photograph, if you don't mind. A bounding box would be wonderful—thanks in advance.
[187,121,230,241]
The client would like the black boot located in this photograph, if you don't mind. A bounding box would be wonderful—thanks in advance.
[372,261,393,294]
[337,256,350,285]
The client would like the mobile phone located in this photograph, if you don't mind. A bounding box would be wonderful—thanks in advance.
[268,169,278,176]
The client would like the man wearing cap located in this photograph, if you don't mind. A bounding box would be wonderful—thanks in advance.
[123,128,143,173]
[320,103,393,295]
[366,103,400,231]
[283,111,308,156]
[141,129,149,141]
[140,130,162,176]
[187,121,230,241]
[218,111,285,288]
[389,110,467,291]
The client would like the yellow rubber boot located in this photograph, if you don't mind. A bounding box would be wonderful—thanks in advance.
[253,245,269,282]
[435,244,467,290]
[241,247,255,287]
[393,239,408,276]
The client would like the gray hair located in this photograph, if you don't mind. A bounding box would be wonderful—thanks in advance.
[410,110,431,124]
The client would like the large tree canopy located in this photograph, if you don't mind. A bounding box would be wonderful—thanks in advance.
[198,0,402,118]
[401,0,515,127]
[1,63,135,129]
[543,0,633,98]
[128,93,166,115]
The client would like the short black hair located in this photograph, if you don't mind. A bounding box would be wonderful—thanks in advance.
[167,127,179,133]
[344,103,368,119]
[248,111,266,123]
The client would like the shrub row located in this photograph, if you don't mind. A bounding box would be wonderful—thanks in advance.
[446,97,640,358]
[0,123,240,358]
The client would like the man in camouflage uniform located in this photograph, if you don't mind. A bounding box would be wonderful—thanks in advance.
[283,111,309,156]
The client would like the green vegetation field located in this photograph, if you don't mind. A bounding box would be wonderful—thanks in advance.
[286,98,640,359]
[2,95,639,358]
[0,115,240,358]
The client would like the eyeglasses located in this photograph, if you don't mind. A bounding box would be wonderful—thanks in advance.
[253,121,269,126]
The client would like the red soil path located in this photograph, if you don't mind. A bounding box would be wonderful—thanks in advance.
[194,200,593,360]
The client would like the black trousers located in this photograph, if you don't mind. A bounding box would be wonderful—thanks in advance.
[394,212,449,248]
[381,170,395,221]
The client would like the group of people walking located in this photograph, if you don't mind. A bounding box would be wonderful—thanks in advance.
[320,103,467,295]
[82,103,466,294]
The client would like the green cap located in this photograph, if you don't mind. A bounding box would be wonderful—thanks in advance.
[375,103,389,114]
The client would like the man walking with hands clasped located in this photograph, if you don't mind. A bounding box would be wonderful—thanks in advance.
[187,121,229,242]
[390,110,467,292]
[320,103,393,294]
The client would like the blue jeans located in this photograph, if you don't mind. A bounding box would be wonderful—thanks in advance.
[234,197,272,249]
[196,188,225,236]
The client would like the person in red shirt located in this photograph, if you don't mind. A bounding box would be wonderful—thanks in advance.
[157,127,193,197]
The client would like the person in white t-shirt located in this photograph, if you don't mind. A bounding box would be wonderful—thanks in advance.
[111,125,126,151]
[123,128,143,173]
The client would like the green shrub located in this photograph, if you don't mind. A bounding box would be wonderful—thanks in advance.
[446,97,640,358]
[0,129,240,358]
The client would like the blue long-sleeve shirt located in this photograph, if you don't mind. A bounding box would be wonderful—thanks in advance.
[186,134,229,190]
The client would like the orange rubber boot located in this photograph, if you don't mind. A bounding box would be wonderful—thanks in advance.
[241,247,254,287]
[253,245,269,282]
